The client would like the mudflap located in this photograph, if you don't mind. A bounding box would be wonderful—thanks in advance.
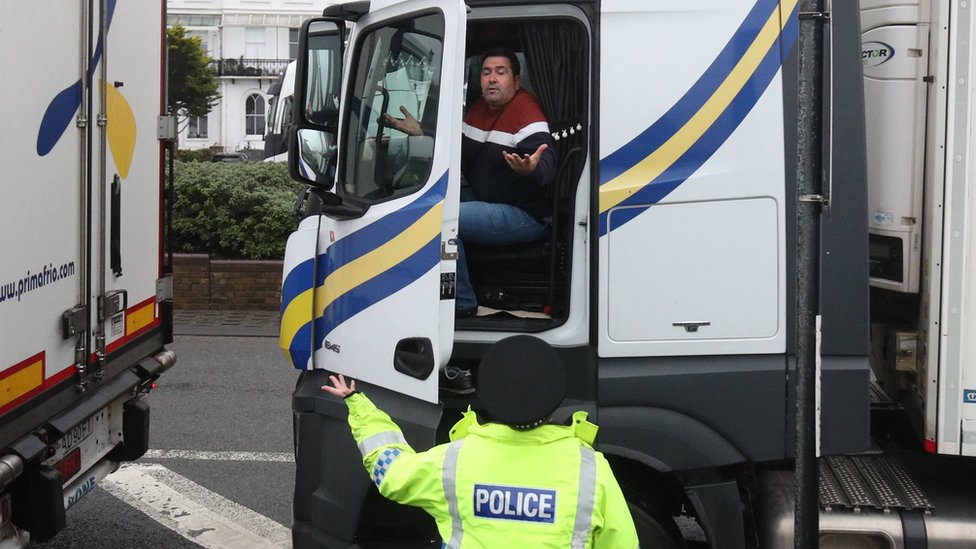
[292,370,443,549]
[108,395,151,462]
[11,466,64,543]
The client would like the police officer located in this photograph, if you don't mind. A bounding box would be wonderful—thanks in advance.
[321,335,640,548]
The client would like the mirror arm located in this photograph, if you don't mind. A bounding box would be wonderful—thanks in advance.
[310,187,370,220]
[292,185,311,218]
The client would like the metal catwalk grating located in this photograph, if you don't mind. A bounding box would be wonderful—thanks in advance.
[819,455,934,512]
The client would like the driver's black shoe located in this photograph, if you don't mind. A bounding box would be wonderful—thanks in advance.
[440,366,475,395]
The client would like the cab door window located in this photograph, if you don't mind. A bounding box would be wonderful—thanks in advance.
[341,13,444,202]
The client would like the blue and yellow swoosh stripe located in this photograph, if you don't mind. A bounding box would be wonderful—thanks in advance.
[599,0,799,235]
[280,174,447,368]
[37,0,137,179]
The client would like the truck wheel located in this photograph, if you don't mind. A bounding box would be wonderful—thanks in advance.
[628,501,684,549]
[622,484,685,548]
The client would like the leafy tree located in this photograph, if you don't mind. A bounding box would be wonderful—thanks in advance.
[167,24,220,120]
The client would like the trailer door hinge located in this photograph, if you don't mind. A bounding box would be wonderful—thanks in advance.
[157,275,174,302]
[157,115,177,141]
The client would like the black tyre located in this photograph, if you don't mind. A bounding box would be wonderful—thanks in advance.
[622,483,685,549]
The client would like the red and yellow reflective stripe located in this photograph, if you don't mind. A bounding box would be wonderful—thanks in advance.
[0,352,45,409]
[1,297,161,416]
[126,297,156,337]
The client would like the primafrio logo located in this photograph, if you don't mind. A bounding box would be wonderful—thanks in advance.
[862,41,895,67]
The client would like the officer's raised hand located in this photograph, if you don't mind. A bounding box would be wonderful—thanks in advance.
[322,374,356,398]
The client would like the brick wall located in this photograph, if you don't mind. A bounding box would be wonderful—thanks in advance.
[172,253,282,310]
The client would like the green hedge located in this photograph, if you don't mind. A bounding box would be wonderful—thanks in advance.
[172,160,301,259]
[175,149,210,162]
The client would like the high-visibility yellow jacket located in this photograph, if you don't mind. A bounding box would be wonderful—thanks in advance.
[344,392,640,548]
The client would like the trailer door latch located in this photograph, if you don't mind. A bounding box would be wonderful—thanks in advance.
[62,306,88,340]
[673,321,711,333]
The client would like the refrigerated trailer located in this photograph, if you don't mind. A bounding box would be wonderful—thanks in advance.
[281,0,976,546]
[0,0,175,544]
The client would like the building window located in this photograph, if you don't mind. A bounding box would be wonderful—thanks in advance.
[245,27,265,58]
[245,94,266,136]
[289,28,300,59]
[166,14,220,27]
[187,30,211,56]
[188,115,208,139]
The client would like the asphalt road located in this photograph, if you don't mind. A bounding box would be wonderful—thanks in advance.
[34,333,299,548]
[31,323,707,547]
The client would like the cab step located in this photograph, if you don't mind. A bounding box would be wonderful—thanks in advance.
[758,452,976,548]
[818,455,933,512]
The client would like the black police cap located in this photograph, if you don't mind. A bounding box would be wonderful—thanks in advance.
[477,335,567,429]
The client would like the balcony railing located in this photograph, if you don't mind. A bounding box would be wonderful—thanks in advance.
[213,58,290,78]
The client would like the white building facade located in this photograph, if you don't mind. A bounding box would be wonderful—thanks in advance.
[167,0,330,157]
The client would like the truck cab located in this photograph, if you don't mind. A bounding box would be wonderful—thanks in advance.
[282,1,872,547]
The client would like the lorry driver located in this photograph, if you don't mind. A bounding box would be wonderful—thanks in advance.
[384,48,557,319]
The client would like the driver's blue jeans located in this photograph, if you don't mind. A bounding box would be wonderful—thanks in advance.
[455,201,547,311]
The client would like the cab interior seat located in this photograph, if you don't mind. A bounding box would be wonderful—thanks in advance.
[465,136,581,316]
[459,19,588,324]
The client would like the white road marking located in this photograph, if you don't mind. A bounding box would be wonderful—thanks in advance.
[100,463,291,548]
[143,449,293,462]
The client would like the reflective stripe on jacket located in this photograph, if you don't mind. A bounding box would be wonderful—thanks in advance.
[344,393,640,548]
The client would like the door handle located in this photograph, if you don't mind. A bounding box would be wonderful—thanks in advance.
[394,337,434,380]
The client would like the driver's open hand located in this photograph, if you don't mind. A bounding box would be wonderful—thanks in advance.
[383,106,423,137]
[503,144,548,176]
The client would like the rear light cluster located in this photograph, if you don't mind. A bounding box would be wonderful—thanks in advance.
[54,448,82,482]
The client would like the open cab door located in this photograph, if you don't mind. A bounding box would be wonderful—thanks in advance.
[283,0,466,404]
[287,4,466,543]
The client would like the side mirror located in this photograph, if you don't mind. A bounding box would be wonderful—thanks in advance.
[290,17,345,190]
[288,128,336,188]
[296,19,344,132]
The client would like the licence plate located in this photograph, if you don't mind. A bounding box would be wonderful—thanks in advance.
[44,405,117,485]
[59,416,94,454]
